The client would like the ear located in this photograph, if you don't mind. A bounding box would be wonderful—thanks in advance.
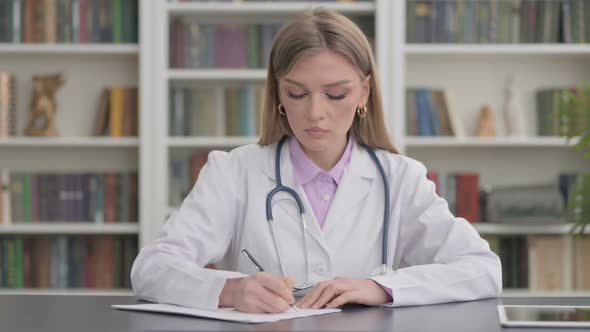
[359,74,371,107]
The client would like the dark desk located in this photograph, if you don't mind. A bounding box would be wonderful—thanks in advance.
[1,294,589,332]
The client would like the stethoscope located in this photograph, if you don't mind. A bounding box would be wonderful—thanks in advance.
[265,135,393,291]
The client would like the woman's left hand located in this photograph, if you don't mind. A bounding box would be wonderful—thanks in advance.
[295,278,392,309]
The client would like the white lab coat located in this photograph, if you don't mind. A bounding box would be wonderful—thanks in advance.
[131,138,502,310]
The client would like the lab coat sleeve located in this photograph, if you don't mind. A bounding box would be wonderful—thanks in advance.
[131,151,248,310]
[370,158,502,307]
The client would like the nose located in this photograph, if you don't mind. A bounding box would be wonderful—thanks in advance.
[305,94,326,121]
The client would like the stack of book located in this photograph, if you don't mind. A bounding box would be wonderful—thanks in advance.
[0,0,139,44]
[536,88,588,137]
[0,235,137,289]
[93,87,138,137]
[170,85,264,137]
[426,171,480,223]
[406,88,464,137]
[0,171,138,224]
[406,0,589,44]
[169,151,208,207]
[169,21,284,69]
[484,234,590,290]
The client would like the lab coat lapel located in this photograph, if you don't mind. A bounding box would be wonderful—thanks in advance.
[261,138,331,257]
[321,140,377,234]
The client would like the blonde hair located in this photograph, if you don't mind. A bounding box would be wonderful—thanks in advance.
[258,8,398,154]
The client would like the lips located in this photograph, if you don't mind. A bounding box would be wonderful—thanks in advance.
[306,127,328,133]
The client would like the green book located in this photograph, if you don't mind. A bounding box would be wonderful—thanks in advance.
[22,174,31,223]
[130,0,138,43]
[247,24,261,68]
[14,237,23,288]
[6,238,16,288]
[121,0,130,43]
[536,90,555,136]
[113,0,123,43]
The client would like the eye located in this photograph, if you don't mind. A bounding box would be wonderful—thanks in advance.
[288,91,307,99]
[327,94,346,100]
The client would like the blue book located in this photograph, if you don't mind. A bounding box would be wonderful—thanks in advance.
[415,89,433,136]
[95,174,105,223]
[427,91,441,136]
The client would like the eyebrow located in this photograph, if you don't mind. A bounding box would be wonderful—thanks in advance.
[283,78,352,89]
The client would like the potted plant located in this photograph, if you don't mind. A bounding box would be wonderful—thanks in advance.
[559,84,590,234]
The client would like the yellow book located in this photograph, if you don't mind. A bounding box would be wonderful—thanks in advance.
[110,87,124,137]
[574,237,590,290]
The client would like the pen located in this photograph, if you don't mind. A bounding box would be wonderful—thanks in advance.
[241,249,265,272]
[240,249,298,312]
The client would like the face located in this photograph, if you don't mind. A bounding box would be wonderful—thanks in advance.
[278,49,370,154]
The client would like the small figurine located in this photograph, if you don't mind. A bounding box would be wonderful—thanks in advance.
[476,105,496,137]
[502,75,526,136]
[24,73,65,137]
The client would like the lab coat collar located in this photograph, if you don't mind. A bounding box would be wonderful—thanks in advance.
[261,136,378,256]
[261,136,378,182]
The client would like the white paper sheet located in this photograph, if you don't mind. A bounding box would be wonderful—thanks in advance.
[112,303,341,324]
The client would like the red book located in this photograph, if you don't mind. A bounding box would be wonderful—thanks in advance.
[84,237,96,288]
[79,0,87,42]
[36,238,51,288]
[426,171,440,195]
[455,173,480,223]
[191,152,209,185]
[23,238,33,288]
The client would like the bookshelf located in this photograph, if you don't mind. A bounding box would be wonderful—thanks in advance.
[152,0,392,229]
[7,0,576,297]
[404,44,590,55]
[0,0,147,295]
[167,68,267,81]
[166,1,376,15]
[0,43,139,55]
[396,0,590,295]
[405,136,578,147]
[0,223,139,235]
[167,136,258,148]
[0,137,139,147]
[146,0,590,296]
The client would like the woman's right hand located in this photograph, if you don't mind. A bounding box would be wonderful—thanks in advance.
[219,272,295,313]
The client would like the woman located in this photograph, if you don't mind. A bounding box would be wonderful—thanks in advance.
[131,9,502,314]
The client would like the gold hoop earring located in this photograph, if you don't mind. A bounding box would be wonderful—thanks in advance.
[278,103,286,115]
[356,105,367,118]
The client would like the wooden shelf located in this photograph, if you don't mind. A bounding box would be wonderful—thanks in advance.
[0,288,132,296]
[405,44,590,56]
[0,223,140,235]
[168,136,258,148]
[404,136,577,148]
[0,43,139,55]
[474,223,581,235]
[167,2,375,15]
[0,137,139,148]
[167,69,267,81]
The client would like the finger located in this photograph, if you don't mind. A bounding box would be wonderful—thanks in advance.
[325,291,355,309]
[296,281,328,309]
[310,283,343,309]
[253,301,276,314]
[235,297,266,314]
[283,277,295,290]
[256,273,294,303]
[257,287,291,314]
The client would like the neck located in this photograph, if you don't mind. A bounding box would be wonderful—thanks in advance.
[301,137,348,171]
